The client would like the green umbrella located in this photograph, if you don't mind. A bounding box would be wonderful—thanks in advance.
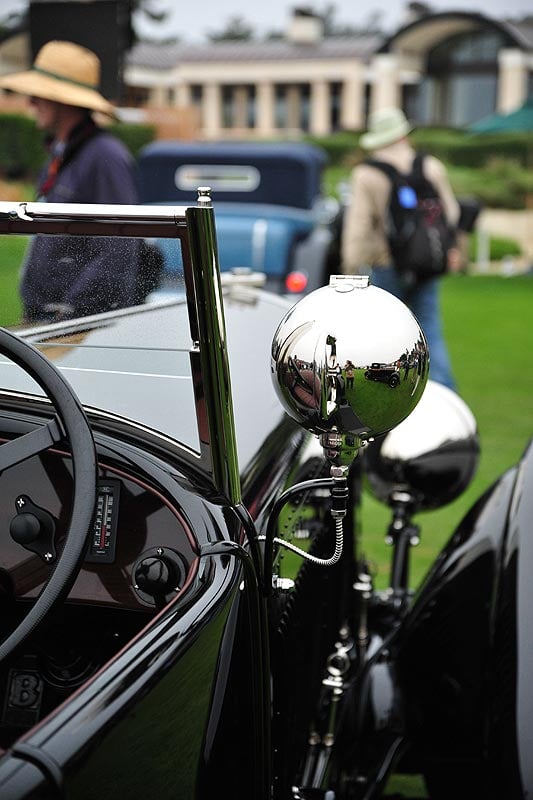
[469,96,533,133]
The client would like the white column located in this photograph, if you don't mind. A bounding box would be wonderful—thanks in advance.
[310,79,330,136]
[370,53,401,113]
[175,83,192,107]
[148,85,167,106]
[203,82,222,138]
[340,74,364,130]
[256,81,276,135]
[497,49,528,113]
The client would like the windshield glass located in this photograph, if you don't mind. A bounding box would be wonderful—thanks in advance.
[0,222,199,453]
[0,199,290,501]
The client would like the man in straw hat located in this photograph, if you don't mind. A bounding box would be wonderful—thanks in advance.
[0,40,140,321]
[340,107,462,390]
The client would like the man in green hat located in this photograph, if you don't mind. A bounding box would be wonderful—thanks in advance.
[341,107,461,390]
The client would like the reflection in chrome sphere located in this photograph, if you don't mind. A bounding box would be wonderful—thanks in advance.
[363,380,480,510]
[270,276,429,448]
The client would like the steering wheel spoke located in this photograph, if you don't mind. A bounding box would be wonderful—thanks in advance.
[0,326,97,662]
[0,417,64,473]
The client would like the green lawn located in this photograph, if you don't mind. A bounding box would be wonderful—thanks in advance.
[0,234,26,326]
[360,271,533,590]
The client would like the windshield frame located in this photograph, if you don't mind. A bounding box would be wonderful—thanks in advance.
[0,195,242,505]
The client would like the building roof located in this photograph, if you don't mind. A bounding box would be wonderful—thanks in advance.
[126,34,383,71]
[502,19,533,49]
[380,10,533,53]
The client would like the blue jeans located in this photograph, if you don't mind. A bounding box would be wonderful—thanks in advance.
[369,267,456,391]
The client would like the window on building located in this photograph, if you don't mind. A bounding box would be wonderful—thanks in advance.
[247,85,256,128]
[403,84,417,123]
[123,85,150,107]
[429,31,503,67]
[421,28,508,126]
[363,84,371,127]
[219,85,256,129]
[190,85,203,108]
[299,84,310,132]
[275,85,288,129]
[222,85,234,128]
[446,73,497,126]
[330,82,342,131]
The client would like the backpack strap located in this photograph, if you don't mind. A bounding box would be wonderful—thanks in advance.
[410,152,424,181]
[364,158,401,184]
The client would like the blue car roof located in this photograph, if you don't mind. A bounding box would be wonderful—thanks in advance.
[137,141,328,209]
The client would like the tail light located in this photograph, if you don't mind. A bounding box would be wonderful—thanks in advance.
[285,271,308,294]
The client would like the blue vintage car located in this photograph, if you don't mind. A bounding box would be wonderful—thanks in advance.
[137,140,340,297]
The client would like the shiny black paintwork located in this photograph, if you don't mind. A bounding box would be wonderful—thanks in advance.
[390,440,533,799]
[0,400,308,799]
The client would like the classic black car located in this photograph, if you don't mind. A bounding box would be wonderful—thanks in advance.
[0,195,530,800]
[364,363,401,389]
[137,140,340,297]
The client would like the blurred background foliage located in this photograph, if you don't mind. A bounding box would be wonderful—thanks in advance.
[1,113,532,211]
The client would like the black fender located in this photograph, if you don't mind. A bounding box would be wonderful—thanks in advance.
[394,439,529,797]
[492,437,533,797]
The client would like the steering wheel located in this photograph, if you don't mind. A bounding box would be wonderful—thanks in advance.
[0,327,97,662]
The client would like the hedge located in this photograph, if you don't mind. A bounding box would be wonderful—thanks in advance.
[306,128,533,170]
[468,232,522,262]
[106,122,156,158]
[309,128,533,209]
[0,113,156,179]
[413,130,533,169]
[0,113,47,178]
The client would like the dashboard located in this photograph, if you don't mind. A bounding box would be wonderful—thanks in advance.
[0,437,200,611]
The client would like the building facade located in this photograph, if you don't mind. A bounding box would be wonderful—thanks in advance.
[122,9,533,138]
[1,6,532,138]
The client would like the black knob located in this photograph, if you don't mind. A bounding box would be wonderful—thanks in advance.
[134,556,174,597]
[10,513,42,545]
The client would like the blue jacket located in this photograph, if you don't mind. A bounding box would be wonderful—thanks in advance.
[21,124,140,320]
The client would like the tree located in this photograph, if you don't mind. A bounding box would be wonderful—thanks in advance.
[129,0,172,45]
[207,15,255,42]
[131,0,167,24]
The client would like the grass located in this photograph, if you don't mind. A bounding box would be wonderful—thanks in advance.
[0,235,26,326]
[360,272,533,590]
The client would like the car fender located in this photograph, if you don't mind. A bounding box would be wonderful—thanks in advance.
[495,437,533,795]
[395,461,517,790]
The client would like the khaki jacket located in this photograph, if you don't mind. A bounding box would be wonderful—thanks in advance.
[340,138,460,275]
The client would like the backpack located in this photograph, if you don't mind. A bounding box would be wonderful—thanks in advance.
[365,153,456,284]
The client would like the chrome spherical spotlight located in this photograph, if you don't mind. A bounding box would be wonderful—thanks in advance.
[271,275,429,466]
[363,380,480,510]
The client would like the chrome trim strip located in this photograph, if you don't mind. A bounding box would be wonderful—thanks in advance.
[186,202,241,504]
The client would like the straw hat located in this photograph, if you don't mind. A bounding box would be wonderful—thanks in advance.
[0,40,117,118]
[359,107,413,150]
